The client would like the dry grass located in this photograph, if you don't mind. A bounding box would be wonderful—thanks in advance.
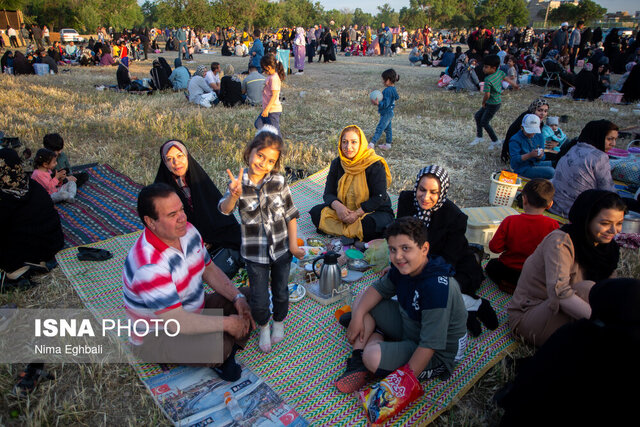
[0,49,638,426]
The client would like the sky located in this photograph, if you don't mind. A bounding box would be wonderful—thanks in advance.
[317,0,637,15]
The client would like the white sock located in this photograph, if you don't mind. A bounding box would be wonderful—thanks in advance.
[259,324,271,353]
[272,321,285,344]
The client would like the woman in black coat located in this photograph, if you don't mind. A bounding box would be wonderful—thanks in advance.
[0,148,64,285]
[396,165,498,336]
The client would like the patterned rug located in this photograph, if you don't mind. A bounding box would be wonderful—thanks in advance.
[56,164,144,248]
[56,168,517,426]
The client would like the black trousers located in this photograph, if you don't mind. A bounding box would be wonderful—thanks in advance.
[485,258,520,294]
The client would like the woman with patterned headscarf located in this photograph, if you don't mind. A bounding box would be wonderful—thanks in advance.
[187,64,217,107]
[501,98,549,163]
[309,125,394,241]
[0,148,63,286]
[396,165,498,336]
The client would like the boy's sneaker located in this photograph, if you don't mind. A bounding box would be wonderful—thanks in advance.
[488,139,502,150]
[335,353,370,393]
[378,143,392,150]
[469,137,484,146]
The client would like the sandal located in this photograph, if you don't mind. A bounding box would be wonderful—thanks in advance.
[77,247,113,262]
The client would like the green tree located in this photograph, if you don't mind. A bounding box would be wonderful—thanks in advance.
[475,0,528,28]
[399,6,427,29]
[576,0,606,23]
[548,3,579,23]
[376,3,399,27]
[352,7,373,28]
[141,0,159,27]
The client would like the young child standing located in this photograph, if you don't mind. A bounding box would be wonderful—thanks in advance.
[370,68,399,151]
[335,217,467,393]
[470,54,519,149]
[219,127,305,353]
[255,53,285,134]
[485,179,559,294]
[31,148,77,203]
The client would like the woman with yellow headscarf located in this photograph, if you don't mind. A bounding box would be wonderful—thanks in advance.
[309,125,393,241]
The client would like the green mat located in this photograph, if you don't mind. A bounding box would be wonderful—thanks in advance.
[56,168,517,426]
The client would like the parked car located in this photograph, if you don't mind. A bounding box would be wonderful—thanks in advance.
[60,29,84,43]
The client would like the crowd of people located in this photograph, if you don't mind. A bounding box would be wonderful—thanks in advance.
[2,17,640,424]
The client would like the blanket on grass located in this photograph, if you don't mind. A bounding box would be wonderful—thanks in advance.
[56,168,517,426]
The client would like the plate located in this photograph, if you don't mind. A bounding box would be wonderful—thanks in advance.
[306,238,326,247]
[342,270,364,283]
[289,283,306,302]
[301,246,325,258]
[345,248,364,259]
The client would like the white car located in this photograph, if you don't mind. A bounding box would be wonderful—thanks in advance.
[60,29,84,43]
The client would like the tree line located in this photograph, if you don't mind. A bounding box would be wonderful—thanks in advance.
[2,0,608,33]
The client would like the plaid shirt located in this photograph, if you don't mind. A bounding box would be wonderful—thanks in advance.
[219,169,299,264]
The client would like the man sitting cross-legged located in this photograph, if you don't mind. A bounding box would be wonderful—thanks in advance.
[123,183,254,381]
[335,217,468,393]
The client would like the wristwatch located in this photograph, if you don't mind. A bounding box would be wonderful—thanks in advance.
[232,293,246,303]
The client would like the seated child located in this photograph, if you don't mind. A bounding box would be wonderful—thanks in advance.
[485,179,559,294]
[31,148,77,203]
[541,116,567,152]
[43,133,89,187]
[335,217,468,393]
[509,114,555,179]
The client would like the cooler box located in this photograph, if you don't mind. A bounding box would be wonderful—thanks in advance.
[462,206,518,258]
[33,63,50,76]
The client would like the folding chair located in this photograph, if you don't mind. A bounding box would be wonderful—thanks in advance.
[542,60,563,93]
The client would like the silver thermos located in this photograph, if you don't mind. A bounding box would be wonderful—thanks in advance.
[313,251,341,297]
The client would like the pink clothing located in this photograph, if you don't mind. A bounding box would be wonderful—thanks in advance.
[262,73,282,113]
[31,169,59,195]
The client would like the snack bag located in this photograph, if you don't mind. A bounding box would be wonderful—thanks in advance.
[498,170,518,185]
[359,364,423,425]
[363,239,390,273]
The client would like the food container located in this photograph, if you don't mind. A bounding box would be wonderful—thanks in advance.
[622,214,640,234]
[462,206,519,257]
[306,238,325,247]
[347,258,371,272]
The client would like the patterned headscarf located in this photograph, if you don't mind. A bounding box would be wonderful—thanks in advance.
[412,165,450,227]
[0,148,29,199]
[195,64,207,77]
[528,98,549,113]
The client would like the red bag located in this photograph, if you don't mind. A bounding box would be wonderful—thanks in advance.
[358,364,423,425]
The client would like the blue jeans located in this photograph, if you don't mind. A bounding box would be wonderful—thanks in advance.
[371,112,394,145]
[474,103,501,142]
[516,161,555,179]
[255,112,281,134]
[178,42,188,59]
[409,56,422,64]
[245,251,292,326]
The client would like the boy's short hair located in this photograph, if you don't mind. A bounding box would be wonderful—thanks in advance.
[521,178,555,208]
[483,54,500,68]
[43,133,64,151]
[384,217,429,247]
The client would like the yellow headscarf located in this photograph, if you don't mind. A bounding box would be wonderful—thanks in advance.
[319,125,392,240]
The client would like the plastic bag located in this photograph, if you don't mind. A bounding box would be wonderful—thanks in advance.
[359,364,423,425]
[364,239,389,273]
[498,170,518,185]
[436,74,452,88]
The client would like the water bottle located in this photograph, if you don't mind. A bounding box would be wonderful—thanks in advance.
[224,391,243,421]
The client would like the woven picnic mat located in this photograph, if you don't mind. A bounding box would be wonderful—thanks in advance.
[56,164,144,248]
[56,168,517,426]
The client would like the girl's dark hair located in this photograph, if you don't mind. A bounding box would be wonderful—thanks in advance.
[43,133,64,151]
[382,68,399,83]
[33,148,56,168]
[260,53,285,81]
[242,130,286,172]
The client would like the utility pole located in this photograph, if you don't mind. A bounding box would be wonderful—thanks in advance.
[543,1,551,29]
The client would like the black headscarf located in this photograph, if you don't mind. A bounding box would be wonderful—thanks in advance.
[555,119,615,165]
[622,63,640,103]
[13,51,33,75]
[1,51,13,73]
[154,140,241,251]
[560,189,622,282]
[158,57,172,77]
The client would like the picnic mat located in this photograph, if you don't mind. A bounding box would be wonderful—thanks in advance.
[56,168,517,426]
[55,164,144,248]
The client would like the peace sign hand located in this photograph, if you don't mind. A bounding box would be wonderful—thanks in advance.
[226,167,243,198]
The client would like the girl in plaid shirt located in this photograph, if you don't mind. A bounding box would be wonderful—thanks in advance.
[219,127,305,353]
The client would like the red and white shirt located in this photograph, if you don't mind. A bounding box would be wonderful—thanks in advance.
[123,222,211,343]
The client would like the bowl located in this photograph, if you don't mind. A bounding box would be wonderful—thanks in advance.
[288,283,306,302]
[347,258,371,272]
[306,238,325,247]
[345,248,364,260]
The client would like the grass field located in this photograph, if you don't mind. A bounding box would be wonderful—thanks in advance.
[1,48,638,426]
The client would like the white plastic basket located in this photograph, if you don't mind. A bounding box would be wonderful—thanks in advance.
[489,172,521,206]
